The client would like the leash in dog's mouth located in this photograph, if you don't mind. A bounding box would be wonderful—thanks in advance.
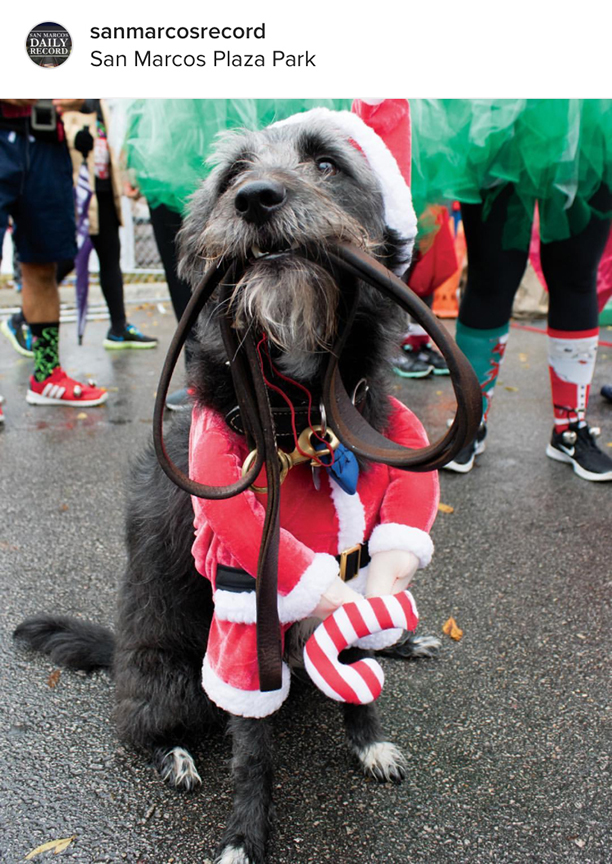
[153,242,482,693]
[249,242,301,259]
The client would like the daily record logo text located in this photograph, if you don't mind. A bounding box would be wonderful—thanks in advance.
[27,22,72,68]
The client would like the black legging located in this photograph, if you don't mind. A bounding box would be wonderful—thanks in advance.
[459,183,612,332]
[148,202,196,365]
[57,189,126,331]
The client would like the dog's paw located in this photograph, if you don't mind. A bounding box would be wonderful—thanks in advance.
[355,741,407,783]
[215,845,256,864]
[158,746,202,792]
[377,631,441,660]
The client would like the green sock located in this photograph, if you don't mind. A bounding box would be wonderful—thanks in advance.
[455,321,510,421]
[30,322,60,382]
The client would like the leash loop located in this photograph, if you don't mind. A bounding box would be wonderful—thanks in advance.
[153,243,482,694]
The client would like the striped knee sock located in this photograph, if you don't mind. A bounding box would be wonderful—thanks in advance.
[547,327,598,432]
[455,321,510,421]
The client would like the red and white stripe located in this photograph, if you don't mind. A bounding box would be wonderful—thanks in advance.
[304,591,419,704]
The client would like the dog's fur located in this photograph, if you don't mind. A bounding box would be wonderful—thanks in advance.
[14,119,440,864]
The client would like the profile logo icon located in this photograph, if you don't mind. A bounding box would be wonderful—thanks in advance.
[26,22,72,68]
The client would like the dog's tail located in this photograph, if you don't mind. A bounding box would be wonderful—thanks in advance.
[13,615,114,672]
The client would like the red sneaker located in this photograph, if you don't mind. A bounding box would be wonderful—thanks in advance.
[26,367,108,407]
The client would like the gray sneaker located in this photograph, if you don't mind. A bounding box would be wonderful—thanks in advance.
[392,350,433,378]
[165,387,191,411]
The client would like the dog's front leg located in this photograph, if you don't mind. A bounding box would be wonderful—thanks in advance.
[216,715,274,864]
[340,648,406,784]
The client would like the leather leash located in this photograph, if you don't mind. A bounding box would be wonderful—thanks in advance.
[153,244,482,693]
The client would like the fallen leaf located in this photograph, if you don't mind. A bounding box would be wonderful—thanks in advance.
[59,503,69,512]
[25,836,76,859]
[47,669,61,688]
[436,390,443,396]
[442,617,463,641]
[606,442,612,448]
[504,386,519,392]
[518,353,528,363]
[76,412,87,420]
[438,502,454,514]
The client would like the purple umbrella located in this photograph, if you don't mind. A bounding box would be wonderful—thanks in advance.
[74,160,93,345]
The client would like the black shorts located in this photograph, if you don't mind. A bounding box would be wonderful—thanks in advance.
[0,128,76,264]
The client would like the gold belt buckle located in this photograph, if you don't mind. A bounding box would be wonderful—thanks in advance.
[339,544,362,581]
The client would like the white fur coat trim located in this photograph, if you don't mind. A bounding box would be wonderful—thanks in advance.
[213,553,339,625]
[202,655,291,718]
[368,523,434,569]
[329,478,366,551]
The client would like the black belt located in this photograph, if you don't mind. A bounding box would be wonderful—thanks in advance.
[216,541,371,594]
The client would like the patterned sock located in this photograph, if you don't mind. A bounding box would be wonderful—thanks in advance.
[455,321,510,421]
[547,327,598,432]
[30,322,60,383]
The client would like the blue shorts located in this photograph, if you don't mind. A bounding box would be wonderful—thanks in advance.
[0,128,77,264]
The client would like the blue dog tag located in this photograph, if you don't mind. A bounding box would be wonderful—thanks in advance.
[314,440,359,495]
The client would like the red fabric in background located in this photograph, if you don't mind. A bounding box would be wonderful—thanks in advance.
[352,99,412,184]
[0,102,32,119]
[409,206,458,298]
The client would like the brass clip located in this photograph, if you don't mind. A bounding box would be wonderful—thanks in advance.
[286,425,340,469]
[241,426,340,493]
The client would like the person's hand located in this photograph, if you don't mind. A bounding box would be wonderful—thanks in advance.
[52,99,86,114]
[2,99,37,106]
[365,549,419,598]
[311,575,362,620]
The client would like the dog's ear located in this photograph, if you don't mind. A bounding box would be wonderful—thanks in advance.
[177,177,219,286]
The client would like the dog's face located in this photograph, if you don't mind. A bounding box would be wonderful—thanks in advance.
[179,120,404,357]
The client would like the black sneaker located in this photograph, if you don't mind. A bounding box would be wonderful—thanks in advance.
[419,344,450,376]
[443,423,487,473]
[1,313,34,358]
[103,323,158,350]
[393,347,433,378]
[546,424,612,482]
[602,385,612,404]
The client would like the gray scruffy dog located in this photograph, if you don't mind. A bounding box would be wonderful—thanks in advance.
[15,115,439,864]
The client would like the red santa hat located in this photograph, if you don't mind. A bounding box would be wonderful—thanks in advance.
[272,98,417,273]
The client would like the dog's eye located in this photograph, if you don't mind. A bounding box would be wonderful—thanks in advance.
[316,158,338,176]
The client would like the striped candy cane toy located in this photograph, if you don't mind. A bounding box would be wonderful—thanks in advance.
[304,591,419,704]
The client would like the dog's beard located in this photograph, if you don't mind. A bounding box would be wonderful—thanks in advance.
[229,256,339,358]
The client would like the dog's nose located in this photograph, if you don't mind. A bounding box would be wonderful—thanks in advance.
[234,180,287,225]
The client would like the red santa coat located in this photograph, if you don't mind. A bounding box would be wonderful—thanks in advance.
[189,396,439,718]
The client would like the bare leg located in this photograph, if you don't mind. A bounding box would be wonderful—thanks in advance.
[20,262,59,323]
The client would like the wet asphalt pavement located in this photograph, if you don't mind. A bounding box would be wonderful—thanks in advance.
[1,292,611,864]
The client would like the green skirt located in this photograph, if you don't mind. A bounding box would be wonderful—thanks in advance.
[410,99,612,245]
[121,99,352,214]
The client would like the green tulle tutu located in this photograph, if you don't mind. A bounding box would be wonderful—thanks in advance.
[410,99,612,246]
[121,99,352,213]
